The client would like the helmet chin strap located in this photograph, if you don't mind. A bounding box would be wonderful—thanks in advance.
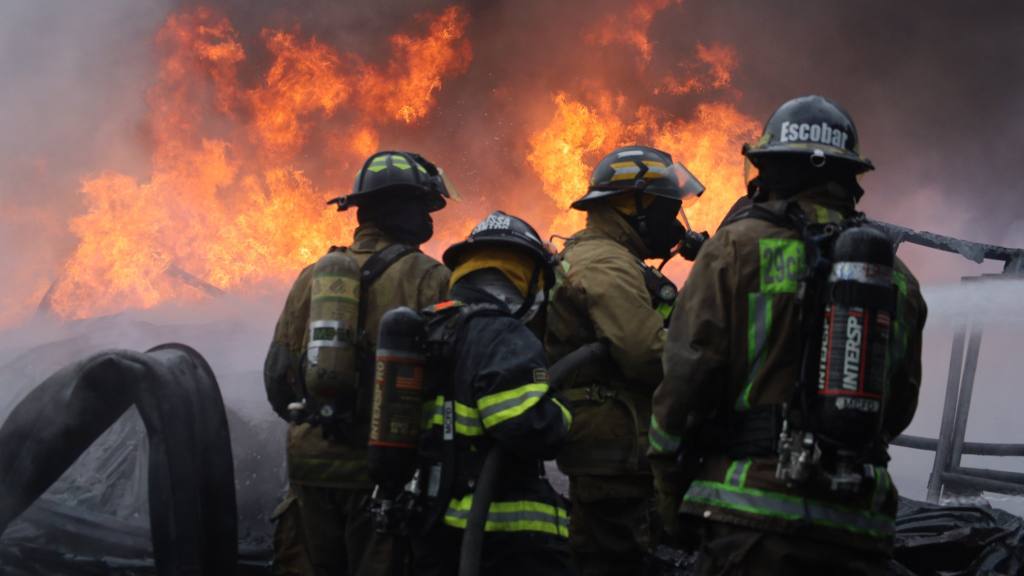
[512,265,542,320]
[633,191,649,236]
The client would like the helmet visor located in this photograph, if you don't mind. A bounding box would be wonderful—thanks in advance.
[668,162,705,200]
[437,167,461,202]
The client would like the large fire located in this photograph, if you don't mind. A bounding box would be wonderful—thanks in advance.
[22,1,761,324]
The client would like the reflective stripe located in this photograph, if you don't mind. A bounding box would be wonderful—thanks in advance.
[684,481,894,538]
[648,414,682,455]
[871,466,890,512]
[477,383,549,429]
[725,459,751,487]
[891,270,909,362]
[811,205,842,224]
[552,397,573,430]
[829,262,893,287]
[423,395,484,437]
[444,494,570,537]
[737,293,772,410]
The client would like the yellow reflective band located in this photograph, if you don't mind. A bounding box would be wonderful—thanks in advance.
[422,395,484,436]
[389,155,412,170]
[444,494,570,537]
[552,397,572,430]
[477,383,549,429]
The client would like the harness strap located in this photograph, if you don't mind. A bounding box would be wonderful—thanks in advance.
[351,243,418,443]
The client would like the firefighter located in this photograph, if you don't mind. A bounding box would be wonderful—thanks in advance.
[263,151,453,576]
[650,95,928,574]
[545,146,705,575]
[411,211,573,576]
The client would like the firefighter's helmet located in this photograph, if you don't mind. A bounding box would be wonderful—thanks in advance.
[329,151,453,212]
[571,146,705,211]
[743,95,874,173]
[443,211,556,289]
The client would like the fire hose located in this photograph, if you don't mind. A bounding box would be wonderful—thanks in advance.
[0,343,237,576]
[458,341,609,576]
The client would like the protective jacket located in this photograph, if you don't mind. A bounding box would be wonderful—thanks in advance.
[546,205,667,476]
[417,278,572,539]
[264,224,449,488]
[650,184,927,552]
[413,276,573,575]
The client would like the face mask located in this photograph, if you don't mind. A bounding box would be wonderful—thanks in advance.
[358,196,434,245]
[628,196,684,259]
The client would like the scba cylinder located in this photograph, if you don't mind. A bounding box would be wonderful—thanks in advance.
[368,306,426,488]
[304,250,361,408]
[812,226,895,447]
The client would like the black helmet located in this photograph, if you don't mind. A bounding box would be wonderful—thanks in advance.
[443,211,556,289]
[743,95,874,173]
[329,151,452,212]
[571,145,705,211]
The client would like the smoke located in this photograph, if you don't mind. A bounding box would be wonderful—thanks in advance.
[0,1,175,327]
[2,0,1024,534]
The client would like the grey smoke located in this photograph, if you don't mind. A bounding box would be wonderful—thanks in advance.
[2,0,1024,528]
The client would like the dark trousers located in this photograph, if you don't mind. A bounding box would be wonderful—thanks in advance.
[286,485,395,576]
[695,521,890,576]
[568,475,654,576]
[413,523,574,576]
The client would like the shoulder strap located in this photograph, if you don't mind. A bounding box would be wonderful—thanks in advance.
[720,201,806,230]
[637,260,677,322]
[356,244,419,337]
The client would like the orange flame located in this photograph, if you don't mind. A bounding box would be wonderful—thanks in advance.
[657,43,739,96]
[46,6,472,319]
[18,1,766,324]
[587,0,682,64]
[527,94,760,239]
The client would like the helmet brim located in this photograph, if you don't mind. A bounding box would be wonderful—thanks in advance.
[333,183,448,212]
[443,237,556,288]
[745,143,874,173]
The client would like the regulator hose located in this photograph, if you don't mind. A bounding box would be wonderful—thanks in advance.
[458,342,608,576]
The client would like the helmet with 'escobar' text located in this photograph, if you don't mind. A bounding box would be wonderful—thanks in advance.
[743,95,874,174]
[571,146,705,210]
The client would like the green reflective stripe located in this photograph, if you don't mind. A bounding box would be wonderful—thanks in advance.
[423,395,484,436]
[444,495,570,537]
[684,481,894,538]
[368,154,419,172]
[552,397,573,430]
[656,302,674,320]
[739,460,751,487]
[813,205,830,224]
[811,204,841,224]
[648,414,682,455]
[738,293,772,410]
[872,467,890,512]
[759,239,805,293]
[477,383,549,428]
[726,459,751,487]
[891,270,909,361]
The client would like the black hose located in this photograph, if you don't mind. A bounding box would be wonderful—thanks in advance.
[0,343,237,575]
[458,342,608,576]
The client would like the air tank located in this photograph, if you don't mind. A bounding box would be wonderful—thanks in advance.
[304,250,361,409]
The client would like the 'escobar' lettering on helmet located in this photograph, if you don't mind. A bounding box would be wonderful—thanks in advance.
[778,121,850,150]
[743,95,873,174]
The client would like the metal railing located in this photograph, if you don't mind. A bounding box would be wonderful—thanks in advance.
[873,219,1024,503]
